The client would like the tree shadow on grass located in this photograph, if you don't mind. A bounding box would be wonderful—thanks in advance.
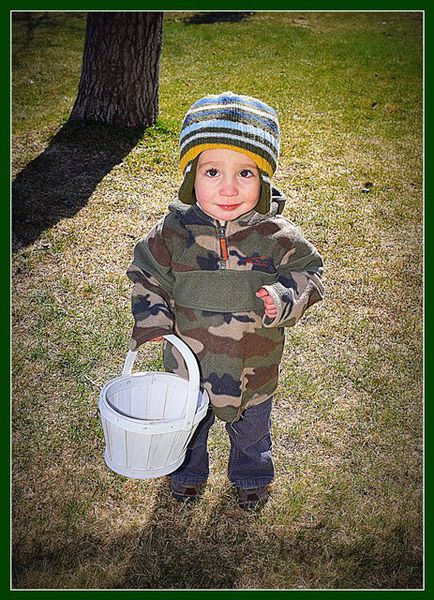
[183,12,253,25]
[12,121,143,252]
[12,12,86,57]
[13,12,52,38]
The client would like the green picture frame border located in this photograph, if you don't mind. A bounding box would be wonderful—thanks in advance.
[5,1,429,597]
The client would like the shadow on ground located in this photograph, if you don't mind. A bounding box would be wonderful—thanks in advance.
[12,478,262,590]
[12,473,423,589]
[12,121,143,251]
[12,12,86,55]
[183,12,253,25]
[14,12,52,38]
[116,479,257,589]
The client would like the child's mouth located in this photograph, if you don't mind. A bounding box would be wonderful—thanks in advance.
[218,203,241,211]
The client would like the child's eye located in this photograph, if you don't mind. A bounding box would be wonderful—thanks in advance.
[239,169,254,178]
[205,168,220,177]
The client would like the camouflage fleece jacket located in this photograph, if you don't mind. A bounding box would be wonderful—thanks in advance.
[127,198,324,423]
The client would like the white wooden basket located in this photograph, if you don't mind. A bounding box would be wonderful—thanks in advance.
[98,334,209,479]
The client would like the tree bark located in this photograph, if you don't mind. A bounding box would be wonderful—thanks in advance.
[70,12,163,128]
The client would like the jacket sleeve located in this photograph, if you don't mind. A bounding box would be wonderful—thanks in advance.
[126,219,175,350]
[261,224,324,328]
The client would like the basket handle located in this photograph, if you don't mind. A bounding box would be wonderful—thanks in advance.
[122,334,201,432]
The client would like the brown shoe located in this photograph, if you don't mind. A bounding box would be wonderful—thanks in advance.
[237,486,269,511]
[170,479,205,503]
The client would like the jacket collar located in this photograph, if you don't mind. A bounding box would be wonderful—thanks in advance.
[168,199,279,228]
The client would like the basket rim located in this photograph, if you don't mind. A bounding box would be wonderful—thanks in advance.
[99,371,209,431]
[102,370,186,387]
[98,391,209,434]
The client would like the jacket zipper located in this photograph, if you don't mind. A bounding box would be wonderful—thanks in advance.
[217,223,228,269]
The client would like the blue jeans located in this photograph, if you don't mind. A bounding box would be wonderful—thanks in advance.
[171,398,274,490]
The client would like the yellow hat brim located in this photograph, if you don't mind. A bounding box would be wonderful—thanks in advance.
[180,143,274,178]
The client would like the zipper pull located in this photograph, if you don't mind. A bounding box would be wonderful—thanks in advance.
[218,224,229,269]
[218,224,228,265]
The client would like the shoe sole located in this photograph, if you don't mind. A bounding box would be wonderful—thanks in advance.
[171,492,201,503]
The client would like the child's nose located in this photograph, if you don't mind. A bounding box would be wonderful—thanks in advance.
[219,176,238,197]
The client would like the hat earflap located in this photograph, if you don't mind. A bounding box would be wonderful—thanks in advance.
[178,156,199,205]
[256,172,272,214]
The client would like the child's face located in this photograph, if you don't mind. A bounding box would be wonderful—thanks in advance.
[194,148,261,221]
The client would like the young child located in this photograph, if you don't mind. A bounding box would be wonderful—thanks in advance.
[127,92,324,510]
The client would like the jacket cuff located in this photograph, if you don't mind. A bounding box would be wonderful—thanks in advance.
[260,283,288,327]
[261,273,324,328]
[129,325,174,350]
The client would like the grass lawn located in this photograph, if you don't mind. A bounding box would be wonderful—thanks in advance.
[11,11,423,590]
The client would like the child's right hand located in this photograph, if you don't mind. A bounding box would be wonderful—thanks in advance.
[149,336,164,342]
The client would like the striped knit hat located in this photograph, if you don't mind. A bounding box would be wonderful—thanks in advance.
[178,91,280,214]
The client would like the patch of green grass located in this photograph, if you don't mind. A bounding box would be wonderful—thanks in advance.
[12,11,422,591]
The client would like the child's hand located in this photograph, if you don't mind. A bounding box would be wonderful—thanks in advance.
[256,288,278,319]
[149,336,164,342]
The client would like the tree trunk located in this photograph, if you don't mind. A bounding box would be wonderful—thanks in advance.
[70,12,163,128]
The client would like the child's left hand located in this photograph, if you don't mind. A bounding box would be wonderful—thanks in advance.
[256,288,278,319]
